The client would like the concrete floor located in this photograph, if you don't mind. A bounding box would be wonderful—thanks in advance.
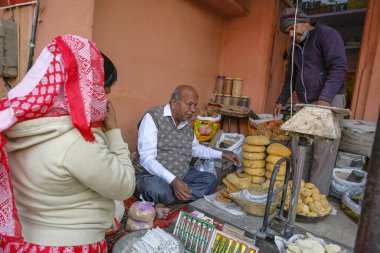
[189,197,357,252]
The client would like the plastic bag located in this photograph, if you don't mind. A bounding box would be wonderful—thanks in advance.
[216,133,245,161]
[194,158,216,177]
[229,188,279,217]
[329,168,367,199]
[342,187,364,216]
[194,114,221,142]
[128,201,156,222]
[126,218,154,231]
[332,168,367,187]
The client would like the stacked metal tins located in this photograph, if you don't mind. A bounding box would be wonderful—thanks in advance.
[214,75,224,104]
[213,75,249,107]
[222,77,233,105]
[231,78,243,105]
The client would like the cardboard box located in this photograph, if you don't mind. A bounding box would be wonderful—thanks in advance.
[339,129,374,157]
[206,229,259,253]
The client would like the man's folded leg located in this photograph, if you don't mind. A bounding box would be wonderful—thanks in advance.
[135,173,176,204]
[183,168,217,200]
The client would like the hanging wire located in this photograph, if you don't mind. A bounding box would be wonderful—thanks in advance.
[289,0,299,117]
[7,0,15,21]
[27,0,39,71]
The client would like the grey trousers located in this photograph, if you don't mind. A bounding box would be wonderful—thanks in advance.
[291,94,346,195]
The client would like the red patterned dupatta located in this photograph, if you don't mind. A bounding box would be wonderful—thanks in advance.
[0,35,107,251]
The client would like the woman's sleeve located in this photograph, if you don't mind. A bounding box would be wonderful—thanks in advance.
[63,128,135,200]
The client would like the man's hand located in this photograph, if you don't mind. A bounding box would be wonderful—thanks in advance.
[316,99,330,106]
[222,151,241,167]
[171,177,192,201]
[273,103,283,116]
[101,100,118,132]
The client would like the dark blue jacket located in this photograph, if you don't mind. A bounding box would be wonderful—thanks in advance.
[277,24,347,105]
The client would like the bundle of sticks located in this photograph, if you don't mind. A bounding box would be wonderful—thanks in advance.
[131,228,180,253]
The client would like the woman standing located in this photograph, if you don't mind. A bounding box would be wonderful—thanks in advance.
[0,34,135,252]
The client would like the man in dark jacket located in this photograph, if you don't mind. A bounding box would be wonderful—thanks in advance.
[273,8,347,195]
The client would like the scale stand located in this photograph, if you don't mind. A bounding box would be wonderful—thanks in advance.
[257,135,313,240]
[257,104,350,241]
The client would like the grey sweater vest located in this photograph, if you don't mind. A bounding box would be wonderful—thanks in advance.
[138,106,194,179]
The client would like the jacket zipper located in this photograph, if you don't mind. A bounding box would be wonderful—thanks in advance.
[295,34,309,104]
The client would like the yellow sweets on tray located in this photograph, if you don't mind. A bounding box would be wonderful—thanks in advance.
[284,180,333,217]
[216,172,262,203]
[242,136,269,185]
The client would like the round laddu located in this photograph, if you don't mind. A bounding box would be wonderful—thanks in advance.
[251,175,266,184]
[266,163,287,176]
[242,143,266,153]
[242,151,266,160]
[266,155,288,165]
[245,135,270,146]
[243,167,266,176]
[304,182,316,189]
[265,170,285,181]
[311,187,320,194]
[243,159,266,168]
[266,143,291,157]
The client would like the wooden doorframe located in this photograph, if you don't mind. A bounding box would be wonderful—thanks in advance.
[350,0,380,120]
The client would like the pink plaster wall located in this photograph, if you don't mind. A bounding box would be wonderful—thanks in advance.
[218,1,278,133]
[220,1,277,113]
[93,0,225,149]
[34,0,94,57]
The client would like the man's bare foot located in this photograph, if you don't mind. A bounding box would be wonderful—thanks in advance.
[155,203,170,220]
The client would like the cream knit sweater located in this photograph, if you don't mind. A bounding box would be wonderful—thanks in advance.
[5,116,135,246]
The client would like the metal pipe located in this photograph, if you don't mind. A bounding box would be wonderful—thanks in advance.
[260,156,291,238]
[354,110,380,252]
[258,156,293,243]
[27,0,39,71]
[284,135,311,238]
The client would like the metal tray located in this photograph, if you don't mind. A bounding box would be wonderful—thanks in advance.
[283,210,329,223]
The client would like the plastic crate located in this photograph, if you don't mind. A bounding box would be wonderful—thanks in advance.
[307,5,332,14]
[298,2,310,13]
[332,3,347,12]
[298,1,322,13]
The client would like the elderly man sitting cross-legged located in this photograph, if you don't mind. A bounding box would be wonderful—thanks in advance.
[134,85,240,216]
